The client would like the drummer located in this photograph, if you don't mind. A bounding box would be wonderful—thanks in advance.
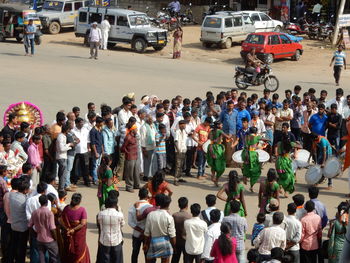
[275,133,302,197]
[311,133,333,190]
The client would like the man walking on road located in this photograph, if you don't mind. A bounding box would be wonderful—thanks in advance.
[330,45,346,86]
[100,17,111,50]
[89,22,102,59]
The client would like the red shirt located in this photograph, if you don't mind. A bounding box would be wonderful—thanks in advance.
[300,212,322,251]
[28,206,56,243]
[121,134,138,160]
[195,124,210,150]
[210,237,238,263]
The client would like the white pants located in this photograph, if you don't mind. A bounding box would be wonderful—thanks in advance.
[101,30,109,49]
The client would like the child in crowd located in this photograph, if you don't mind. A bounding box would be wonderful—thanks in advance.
[155,123,167,171]
[251,212,265,245]
[58,189,67,210]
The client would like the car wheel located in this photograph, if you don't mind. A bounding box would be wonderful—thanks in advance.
[265,54,274,64]
[221,38,232,49]
[133,38,146,53]
[0,34,5,42]
[274,25,282,32]
[292,50,301,61]
[202,42,212,48]
[107,42,116,49]
[153,46,164,51]
[49,22,60,34]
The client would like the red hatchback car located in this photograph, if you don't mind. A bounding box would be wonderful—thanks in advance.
[240,32,303,64]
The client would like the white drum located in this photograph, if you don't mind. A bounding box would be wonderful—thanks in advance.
[292,160,298,173]
[232,150,244,163]
[295,149,311,168]
[305,165,322,185]
[257,149,270,162]
[323,157,341,178]
[202,140,211,153]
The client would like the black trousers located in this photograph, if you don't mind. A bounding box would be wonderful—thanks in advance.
[185,254,201,263]
[41,156,55,183]
[1,222,12,263]
[171,241,188,263]
[291,128,301,142]
[132,236,145,263]
[184,146,196,175]
[333,65,342,84]
[166,137,176,172]
[72,153,90,184]
[300,249,318,263]
[98,243,123,263]
[11,230,29,263]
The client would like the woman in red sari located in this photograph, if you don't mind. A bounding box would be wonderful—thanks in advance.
[60,193,90,263]
[143,170,172,205]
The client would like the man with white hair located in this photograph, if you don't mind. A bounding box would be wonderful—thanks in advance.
[100,16,111,50]
[89,22,102,59]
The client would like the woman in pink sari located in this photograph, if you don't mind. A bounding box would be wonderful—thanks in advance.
[173,27,183,59]
[60,193,90,263]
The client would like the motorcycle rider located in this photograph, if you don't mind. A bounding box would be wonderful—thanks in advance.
[245,48,263,84]
[168,0,181,16]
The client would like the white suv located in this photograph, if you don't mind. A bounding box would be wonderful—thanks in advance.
[240,11,283,32]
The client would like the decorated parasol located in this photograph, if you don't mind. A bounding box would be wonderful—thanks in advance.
[3,101,44,127]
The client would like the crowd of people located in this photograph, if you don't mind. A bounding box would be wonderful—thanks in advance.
[0,85,349,263]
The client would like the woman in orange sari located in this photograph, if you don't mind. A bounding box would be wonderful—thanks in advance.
[60,193,90,263]
[143,171,172,205]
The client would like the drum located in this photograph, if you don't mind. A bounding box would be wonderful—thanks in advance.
[232,150,244,163]
[202,140,211,153]
[257,149,270,162]
[323,157,341,178]
[305,165,322,185]
[292,160,298,174]
[295,149,311,168]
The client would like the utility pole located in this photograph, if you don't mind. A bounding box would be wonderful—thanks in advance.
[332,0,346,46]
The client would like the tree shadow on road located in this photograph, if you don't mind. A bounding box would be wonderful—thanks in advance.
[0,52,25,56]
[49,41,84,47]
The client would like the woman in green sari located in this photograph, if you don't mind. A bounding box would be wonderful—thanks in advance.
[97,154,119,208]
[207,120,231,186]
[242,127,263,192]
[217,170,247,217]
[275,133,301,197]
[258,168,279,213]
[328,202,348,263]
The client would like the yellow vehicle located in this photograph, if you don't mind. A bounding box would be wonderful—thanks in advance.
[0,4,43,44]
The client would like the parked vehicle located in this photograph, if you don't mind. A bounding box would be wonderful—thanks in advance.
[234,64,279,91]
[318,20,334,41]
[307,22,319,39]
[156,7,179,32]
[240,11,283,32]
[75,7,168,53]
[38,0,90,34]
[178,3,195,25]
[202,2,234,20]
[284,14,310,35]
[240,32,303,64]
[201,12,255,49]
[0,3,43,44]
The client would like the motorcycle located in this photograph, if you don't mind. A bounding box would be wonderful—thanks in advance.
[318,21,334,41]
[178,3,196,25]
[284,16,309,35]
[146,7,162,28]
[157,8,180,32]
[307,22,319,39]
[234,65,279,92]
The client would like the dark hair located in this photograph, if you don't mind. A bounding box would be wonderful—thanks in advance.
[70,193,82,207]
[151,171,165,193]
[257,212,266,224]
[318,103,325,110]
[190,203,201,217]
[100,154,111,175]
[308,186,319,199]
[178,120,186,126]
[305,200,315,212]
[247,249,259,262]
[249,126,257,134]
[204,117,213,124]
[72,106,80,113]
[160,195,171,209]
[39,195,48,206]
[47,193,57,203]
[61,123,71,133]
[34,127,42,136]
[10,177,20,190]
[205,194,216,207]
[0,165,7,176]
[241,117,248,123]
[56,112,66,123]
[183,98,191,105]
[58,190,67,199]
[15,131,25,140]
[22,163,32,174]
[20,122,30,131]
[138,188,148,200]
[178,197,188,210]
[272,93,279,100]
[36,182,48,194]
[228,170,239,193]
[292,194,305,206]
[331,103,337,109]
[122,97,132,105]
[108,190,119,199]
[273,212,284,225]
[96,116,104,124]
[32,135,41,142]
[287,203,297,214]
[336,88,344,96]
[75,117,84,125]
[218,222,233,256]
[285,89,292,94]
[87,102,95,109]
[308,88,316,94]
[87,112,96,120]
[105,196,118,208]
[281,133,292,154]
[8,113,17,122]
[210,209,221,223]
[17,177,30,193]
[230,200,241,213]
[183,112,191,119]
[294,85,302,91]
[156,112,164,119]
[337,202,348,215]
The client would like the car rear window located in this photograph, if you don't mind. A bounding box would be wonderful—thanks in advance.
[203,17,222,28]
[245,34,265,44]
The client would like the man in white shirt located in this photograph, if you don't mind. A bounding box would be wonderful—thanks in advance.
[201,209,221,262]
[184,203,208,262]
[26,182,51,221]
[72,118,91,186]
[274,99,293,146]
[200,194,224,225]
[174,120,188,186]
[285,203,302,263]
[128,189,152,263]
[97,196,125,263]
[118,97,133,127]
[89,22,102,59]
[100,16,111,50]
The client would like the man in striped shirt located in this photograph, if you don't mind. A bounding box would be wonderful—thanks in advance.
[330,45,346,86]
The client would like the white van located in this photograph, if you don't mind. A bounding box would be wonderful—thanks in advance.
[200,12,255,49]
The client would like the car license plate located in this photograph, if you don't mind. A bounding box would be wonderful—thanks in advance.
[158,40,165,44]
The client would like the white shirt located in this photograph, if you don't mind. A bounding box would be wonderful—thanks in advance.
[326,97,346,117]
[56,133,72,160]
[72,126,90,154]
[128,200,152,238]
[140,123,157,151]
[201,222,221,260]
[171,116,184,138]
[153,114,171,137]
[26,194,51,221]
[312,3,322,13]
[100,19,111,31]
[46,184,58,200]
[254,224,286,255]
[175,129,188,153]
[144,209,176,238]
[98,208,125,246]
[250,118,266,135]
[89,27,102,42]
[285,215,302,251]
[186,122,198,147]
[118,108,133,127]
[200,207,224,223]
[275,108,293,131]
[184,217,208,255]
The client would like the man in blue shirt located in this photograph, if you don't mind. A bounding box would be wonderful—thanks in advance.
[219,100,237,167]
[236,100,251,132]
[168,0,180,14]
[24,19,36,56]
[90,117,104,184]
[330,45,346,86]
[309,104,327,136]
